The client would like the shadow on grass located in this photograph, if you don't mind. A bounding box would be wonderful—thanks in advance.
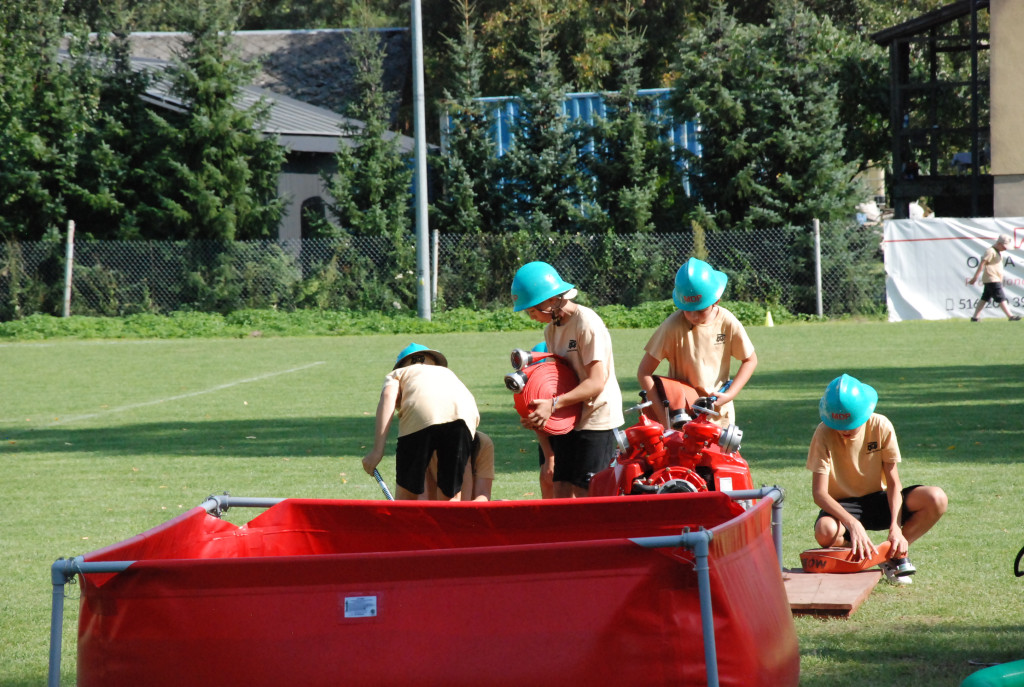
[5,364,1022,473]
[797,620,1024,686]
[738,364,1024,470]
[0,410,544,471]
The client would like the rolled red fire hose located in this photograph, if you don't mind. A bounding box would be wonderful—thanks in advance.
[512,358,581,435]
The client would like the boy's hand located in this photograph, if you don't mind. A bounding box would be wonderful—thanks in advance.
[887,527,909,559]
[845,519,878,561]
[362,449,384,475]
[526,397,554,429]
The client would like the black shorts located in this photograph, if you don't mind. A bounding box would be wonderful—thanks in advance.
[981,282,1009,304]
[396,420,472,498]
[816,485,922,530]
[548,429,617,489]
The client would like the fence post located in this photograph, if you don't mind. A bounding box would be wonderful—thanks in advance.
[813,218,823,317]
[432,228,439,303]
[63,220,75,318]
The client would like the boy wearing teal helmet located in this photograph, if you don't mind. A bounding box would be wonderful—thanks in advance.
[637,258,758,427]
[511,262,624,497]
[807,374,948,585]
[362,343,480,500]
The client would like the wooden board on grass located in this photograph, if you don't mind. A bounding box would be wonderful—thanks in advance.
[782,568,881,618]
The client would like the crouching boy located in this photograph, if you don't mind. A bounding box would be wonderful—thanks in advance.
[807,374,947,585]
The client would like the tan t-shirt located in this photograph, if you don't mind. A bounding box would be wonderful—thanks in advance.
[383,364,479,438]
[545,304,624,431]
[805,413,901,500]
[980,246,1004,283]
[643,306,755,425]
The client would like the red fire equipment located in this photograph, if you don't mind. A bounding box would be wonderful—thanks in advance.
[590,390,752,498]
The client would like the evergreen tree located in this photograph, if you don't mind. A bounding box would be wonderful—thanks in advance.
[319,2,415,307]
[0,0,82,241]
[433,0,496,235]
[142,0,285,240]
[60,17,165,239]
[671,0,863,232]
[582,4,688,235]
[496,0,586,235]
[322,10,412,239]
[429,0,503,307]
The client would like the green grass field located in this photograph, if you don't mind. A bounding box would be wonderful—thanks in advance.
[2,319,1022,686]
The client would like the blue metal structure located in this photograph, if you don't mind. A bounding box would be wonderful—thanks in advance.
[475,88,699,159]
[441,88,700,194]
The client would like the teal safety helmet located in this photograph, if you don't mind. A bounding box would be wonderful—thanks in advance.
[531,342,548,353]
[672,258,728,311]
[819,374,878,430]
[511,262,576,312]
[394,342,448,369]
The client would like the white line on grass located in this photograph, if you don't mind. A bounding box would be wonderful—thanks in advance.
[0,339,191,349]
[32,361,326,428]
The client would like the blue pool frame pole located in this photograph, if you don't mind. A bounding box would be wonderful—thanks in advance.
[630,485,786,687]
[49,557,134,687]
[48,495,286,685]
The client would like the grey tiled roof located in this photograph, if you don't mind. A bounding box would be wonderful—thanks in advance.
[128,28,411,117]
[125,29,416,155]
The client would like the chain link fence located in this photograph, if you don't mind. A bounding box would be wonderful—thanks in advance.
[0,223,885,320]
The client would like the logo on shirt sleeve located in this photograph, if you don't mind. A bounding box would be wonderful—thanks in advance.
[866,441,879,452]
[568,339,578,351]
[715,333,726,344]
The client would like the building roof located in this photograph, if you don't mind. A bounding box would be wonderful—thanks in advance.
[870,0,990,45]
[127,28,410,117]
[130,55,414,155]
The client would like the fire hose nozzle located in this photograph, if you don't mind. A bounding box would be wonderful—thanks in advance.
[504,370,528,393]
[510,349,530,370]
[511,348,552,370]
[718,424,743,454]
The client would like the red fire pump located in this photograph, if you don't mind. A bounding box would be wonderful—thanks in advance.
[588,385,753,497]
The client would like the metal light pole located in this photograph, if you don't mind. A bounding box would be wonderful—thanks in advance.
[411,0,431,320]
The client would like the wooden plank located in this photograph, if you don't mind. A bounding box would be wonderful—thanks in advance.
[782,568,881,618]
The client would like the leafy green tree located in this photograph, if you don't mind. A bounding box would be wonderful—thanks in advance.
[60,19,167,240]
[670,1,864,232]
[423,0,704,97]
[140,0,285,240]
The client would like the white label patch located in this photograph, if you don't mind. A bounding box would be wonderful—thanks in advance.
[718,477,733,492]
[344,595,378,619]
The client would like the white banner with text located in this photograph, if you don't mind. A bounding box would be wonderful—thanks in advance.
[883,218,1024,322]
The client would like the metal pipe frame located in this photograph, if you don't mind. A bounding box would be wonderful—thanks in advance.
[48,494,286,686]
[629,485,786,687]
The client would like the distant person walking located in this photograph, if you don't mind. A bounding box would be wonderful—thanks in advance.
[968,233,1020,321]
